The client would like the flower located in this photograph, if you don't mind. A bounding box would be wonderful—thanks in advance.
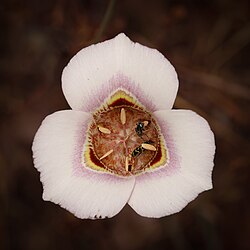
[32,33,215,219]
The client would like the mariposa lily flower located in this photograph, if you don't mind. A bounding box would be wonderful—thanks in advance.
[32,33,215,219]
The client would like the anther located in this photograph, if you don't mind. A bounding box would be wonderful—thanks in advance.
[142,121,149,127]
[120,108,126,125]
[125,156,129,171]
[98,125,111,134]
[99,149,113,160]
[141,143,157,151]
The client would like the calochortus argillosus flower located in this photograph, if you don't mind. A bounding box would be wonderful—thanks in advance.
[32,34,215,219]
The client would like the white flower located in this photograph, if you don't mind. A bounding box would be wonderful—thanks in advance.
[32,33,215,219]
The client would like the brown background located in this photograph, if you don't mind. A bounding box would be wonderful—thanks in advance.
[1,0,250,249]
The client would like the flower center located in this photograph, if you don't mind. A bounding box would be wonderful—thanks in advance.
[84,90,167,176]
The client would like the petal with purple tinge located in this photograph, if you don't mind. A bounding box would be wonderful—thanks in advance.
[128,110,215,218]
[62,33,178,113]
[32,110,135,219]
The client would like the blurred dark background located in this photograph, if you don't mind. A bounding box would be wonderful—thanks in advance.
[1,0,250,249]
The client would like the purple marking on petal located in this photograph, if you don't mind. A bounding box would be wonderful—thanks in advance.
[82,73,156,112]
[72,114,129,182]
[136,114,181,181]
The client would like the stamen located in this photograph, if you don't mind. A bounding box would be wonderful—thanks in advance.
[141,143,157,151]
[120,108,126,125]
[142,121,149,127]
[98,125,111,134]
[99,149,113,160]
[125,156,129,171]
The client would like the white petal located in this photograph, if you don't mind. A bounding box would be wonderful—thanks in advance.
[32,110,135,219]
[129,110,215,218]
[62,33,178,112]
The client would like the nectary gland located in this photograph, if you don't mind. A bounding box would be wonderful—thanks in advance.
[84,90,167,176]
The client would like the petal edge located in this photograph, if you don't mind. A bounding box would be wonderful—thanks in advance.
[62,33,178,112]
[128,109,215,218]
[32,110,135,219]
